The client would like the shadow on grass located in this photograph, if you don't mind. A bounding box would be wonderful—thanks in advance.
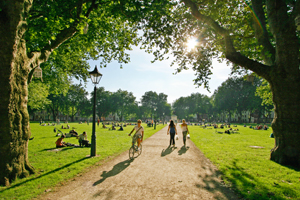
[178,146,189,155]
[200,159,297,200]
[161,146,176,157]
[2,157,89,192]
[273,160,300,172]
[41,146,83,152]
[93,159,133,186]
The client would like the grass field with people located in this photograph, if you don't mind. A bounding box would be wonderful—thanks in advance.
[189,124,300,200]
[0,122,164,200]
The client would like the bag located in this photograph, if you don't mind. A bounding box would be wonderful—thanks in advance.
[175,135,179,140]
[187,134,190,139]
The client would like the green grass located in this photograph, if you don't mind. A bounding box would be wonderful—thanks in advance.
[0,122,165,200]
[189,124,300,200]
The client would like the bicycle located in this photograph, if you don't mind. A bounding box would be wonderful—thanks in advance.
[129,134,142,160]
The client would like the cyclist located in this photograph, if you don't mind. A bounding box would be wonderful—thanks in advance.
[128,119,144,150]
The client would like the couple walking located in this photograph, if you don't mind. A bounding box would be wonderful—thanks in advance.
[167,119,190,148]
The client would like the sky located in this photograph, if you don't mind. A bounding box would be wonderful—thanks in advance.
[86,45,232,104]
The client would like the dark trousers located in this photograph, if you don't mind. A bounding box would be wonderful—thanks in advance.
[170,132,175,146]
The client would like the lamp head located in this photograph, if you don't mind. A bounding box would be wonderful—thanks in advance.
[89,65,102,84]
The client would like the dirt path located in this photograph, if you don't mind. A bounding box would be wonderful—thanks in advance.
[39,124,239,200]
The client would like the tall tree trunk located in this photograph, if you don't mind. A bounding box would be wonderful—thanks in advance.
[270,79,300,166]
[0,2,35,184]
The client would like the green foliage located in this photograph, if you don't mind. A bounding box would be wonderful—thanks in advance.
[28,81,51,110]
[141,91,171,119]
[256,79,273,107]
[111,89,137,121]
[0,122,165,200]
[212,76,265,122]
[189,125,300,200]
[62,84,89,121]
[172,93,212,121]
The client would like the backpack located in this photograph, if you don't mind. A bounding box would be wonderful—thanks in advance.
[170,126,175,134]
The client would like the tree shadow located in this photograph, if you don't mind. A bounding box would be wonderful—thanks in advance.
[93,159,133,186]
[197,159,297,200]
[161,146,176,157]
[178,146,189,155]
[1,157,89,191]
[41,146,81,152]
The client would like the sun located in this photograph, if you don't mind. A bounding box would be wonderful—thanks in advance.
[186,37,198,51]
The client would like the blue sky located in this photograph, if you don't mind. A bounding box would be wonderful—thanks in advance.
[86,46,231,104]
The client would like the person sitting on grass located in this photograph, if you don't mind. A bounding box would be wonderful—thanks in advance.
[118,125,124,131]
[102,123,108,128]
[77,131,90,147]
[55,135,67,148]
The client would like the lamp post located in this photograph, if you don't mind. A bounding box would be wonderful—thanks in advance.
[89,65,103,157]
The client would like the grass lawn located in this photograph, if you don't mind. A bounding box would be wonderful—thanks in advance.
[0,122,165,200]
[189,124,300,200]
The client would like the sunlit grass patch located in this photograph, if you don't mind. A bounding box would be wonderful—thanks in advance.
[189,124,300,200]
[0,122,165,200]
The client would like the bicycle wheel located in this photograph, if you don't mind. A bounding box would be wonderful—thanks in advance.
[137,144,142,156]
[129,146,135,160]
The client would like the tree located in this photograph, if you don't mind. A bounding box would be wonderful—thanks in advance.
[172,97,189,120]
[63,84,89,122]
[139,0,300,167]
[111,89,136,122]
[141,91,159,118]
[28,81,51,111]
[94,87,113,121]
[0,0,171,185]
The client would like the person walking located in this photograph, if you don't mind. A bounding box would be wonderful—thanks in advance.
[167,120,177,148]
[181,119,190,147]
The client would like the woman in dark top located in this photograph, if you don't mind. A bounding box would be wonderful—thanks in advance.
[167,120,177,148]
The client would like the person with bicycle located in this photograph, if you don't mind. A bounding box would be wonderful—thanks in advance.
[128,119,144,150]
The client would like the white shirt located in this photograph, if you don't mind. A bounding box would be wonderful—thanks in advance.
[78,134,87,140]
[134,125,144,135]
[181,124,188,132]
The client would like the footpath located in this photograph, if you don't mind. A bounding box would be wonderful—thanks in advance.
[39,124,239,200]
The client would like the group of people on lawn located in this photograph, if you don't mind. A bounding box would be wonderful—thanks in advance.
[55,131,90,148]
[56,119,190,150]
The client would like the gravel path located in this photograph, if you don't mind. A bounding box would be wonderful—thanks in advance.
[39,124,239,200]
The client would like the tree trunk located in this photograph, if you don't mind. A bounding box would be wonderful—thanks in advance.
[270,78,300,166]
[0,26,35,186]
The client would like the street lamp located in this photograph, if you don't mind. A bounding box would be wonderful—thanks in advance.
[89,65,103,157]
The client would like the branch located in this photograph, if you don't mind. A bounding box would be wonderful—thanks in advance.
[181,0,272,79]
[76,0,83,18]
[28,0,98,69]
[251,0,275,65]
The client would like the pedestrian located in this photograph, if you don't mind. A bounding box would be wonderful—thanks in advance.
[167,120,177,148]
[97,118,100,127]
[181,119,190,147]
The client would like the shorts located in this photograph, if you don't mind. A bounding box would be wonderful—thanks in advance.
[132,134,142,144]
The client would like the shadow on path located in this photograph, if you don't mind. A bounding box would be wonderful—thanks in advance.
[161,146,176,157]
[93,159,133,186]
[178,146,189,155]
[2,157,89,192]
